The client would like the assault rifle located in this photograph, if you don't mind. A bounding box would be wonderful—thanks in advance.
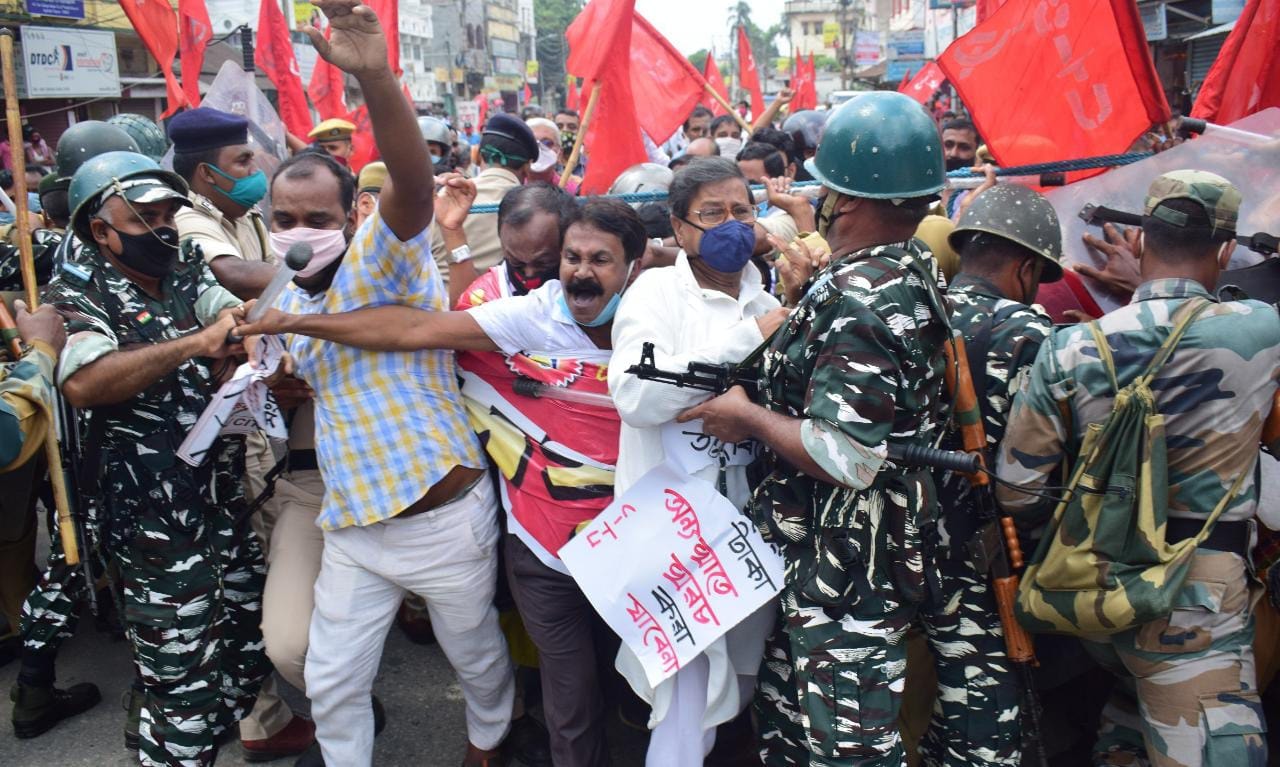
[944,331,1048,767]
[624,342,982,476]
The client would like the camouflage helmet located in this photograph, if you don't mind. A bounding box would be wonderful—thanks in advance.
[804,92,944,199]
[417,116,454,149]
[949,184,1063,283]
[69,151,190,242]
[782,109,828,154]
[608,163,674,196]
[107,113,169,162]
[55,121,141,179]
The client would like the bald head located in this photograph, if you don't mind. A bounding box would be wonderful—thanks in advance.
[685,137,720,158]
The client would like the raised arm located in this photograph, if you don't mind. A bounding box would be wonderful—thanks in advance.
[307,1,432,240]
[237,304,499,353]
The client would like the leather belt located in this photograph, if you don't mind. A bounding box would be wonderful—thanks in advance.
[1166,517,1251,554]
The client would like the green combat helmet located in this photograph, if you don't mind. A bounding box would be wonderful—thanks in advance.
[107,113,170,162]
[949,184,1064,282]
[68,151,190,243]
[804,91,945,199]
[55,121,141,180]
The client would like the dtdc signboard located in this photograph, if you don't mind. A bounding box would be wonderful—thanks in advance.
[20,26,120,98]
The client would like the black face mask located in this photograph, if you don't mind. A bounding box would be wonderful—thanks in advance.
[106,223,180,277]
[945,156,972,172]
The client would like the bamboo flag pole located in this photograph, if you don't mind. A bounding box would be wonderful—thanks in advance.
[703,83,752,135]
[1,29,80,566]
[560,81,600,190]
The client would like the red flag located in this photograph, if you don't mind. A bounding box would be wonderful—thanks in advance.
[177,0,211,109]
[792,53,818,111]
[566,77,579,111]
[347,104,378,173]
[736,25,764,118]
[566,0,646,194]
[899,60,945,105]
[256,0,312,140]
[1192,0,1280,124]
[976,0,1004,23]
[366,0,401,76]
[120,0,187,118]
[702,54,729,115]
[630,13,708,145]
[307,29,348,121]
[523,82,533,105]
[937,0,1169,168]
[476,93,489,127]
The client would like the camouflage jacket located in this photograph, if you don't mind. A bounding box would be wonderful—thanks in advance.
[997,278,1280,527]
[936,274,1052,550]
[42,248,243,549]
[751,239,951,580]
[0,342,56,473]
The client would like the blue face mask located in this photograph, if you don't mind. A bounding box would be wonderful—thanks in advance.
[693,219,755,273]
[558,262,635,328]
[205,164,268,208]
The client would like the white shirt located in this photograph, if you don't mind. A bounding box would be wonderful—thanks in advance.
[607,252,780,734]
[609,253,779,498]
[469,279,608,362]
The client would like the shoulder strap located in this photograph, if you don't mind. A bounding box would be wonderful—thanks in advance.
[1190,467,1250,545]
[1086,320,1120,392]
[1140,298,1212,383]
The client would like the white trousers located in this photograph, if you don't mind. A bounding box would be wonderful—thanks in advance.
[305,479,514,766]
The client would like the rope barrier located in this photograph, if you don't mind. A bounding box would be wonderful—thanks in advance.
[463,151,1155,214]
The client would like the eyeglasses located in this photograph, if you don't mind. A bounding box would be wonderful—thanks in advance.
[692,205,757,226]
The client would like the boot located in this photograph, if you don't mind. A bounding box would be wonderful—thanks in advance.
[10,679,101,738]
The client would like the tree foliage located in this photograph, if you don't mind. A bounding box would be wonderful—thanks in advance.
[534,0,583,106]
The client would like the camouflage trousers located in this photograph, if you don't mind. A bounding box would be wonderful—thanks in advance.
[116,502,269,767]
[755,586,914,766]
[915,552,1020,766]
[1086,550,1266,767]
[19,499,103,659]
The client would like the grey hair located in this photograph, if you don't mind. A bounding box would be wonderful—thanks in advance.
[667,156,750,219]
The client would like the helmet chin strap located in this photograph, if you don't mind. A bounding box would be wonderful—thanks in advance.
[817,191,843,240]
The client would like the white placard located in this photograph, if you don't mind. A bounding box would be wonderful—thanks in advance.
[20,25,119,99]
[560,462,784,687]
[660,419,761,475]
[177,335,288,466]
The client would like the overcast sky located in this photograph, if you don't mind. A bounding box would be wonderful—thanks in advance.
[633,0,790,56]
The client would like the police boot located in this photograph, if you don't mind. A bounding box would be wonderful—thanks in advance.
[10,679,102,738]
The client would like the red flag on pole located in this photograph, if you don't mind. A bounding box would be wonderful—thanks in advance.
[566,0,646,194]
[308,29,348,120]
[566,77,579,111]
[120,0,187,117]
[523,81,533,105]
[702,54,729,115]
[177,0,211,109]
[1192,0,1280,124]
[736,25,764,118]
[976,0,1004,23]
[256,0,313,141]
[347,104,378,173]
[630,13,709,145]
[937,0,1169,167]
[476,93,489,127]
[899,60,945,104]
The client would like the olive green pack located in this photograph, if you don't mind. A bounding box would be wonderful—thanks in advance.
[1016,298,1247,635]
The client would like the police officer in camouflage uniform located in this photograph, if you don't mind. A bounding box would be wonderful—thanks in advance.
[998,170,1273,767]
[916,185,1064,766]
[39,150,269,765]
[9,120,143,742]
[681,91,952,766]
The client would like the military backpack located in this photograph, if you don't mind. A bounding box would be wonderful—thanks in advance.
[1015,298,1247,635]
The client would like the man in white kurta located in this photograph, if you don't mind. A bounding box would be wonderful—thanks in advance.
[609,159,785,766]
